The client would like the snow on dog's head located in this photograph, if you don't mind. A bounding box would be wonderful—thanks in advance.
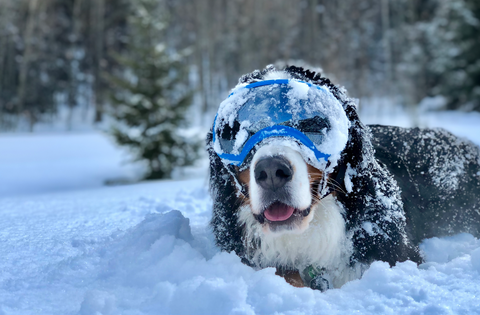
[213,69,349,172]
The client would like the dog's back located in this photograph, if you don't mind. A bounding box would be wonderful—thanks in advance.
[369,125,480,244]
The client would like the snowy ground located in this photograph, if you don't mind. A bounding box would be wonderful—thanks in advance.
[1,110,480,314]
[0,133,141,198]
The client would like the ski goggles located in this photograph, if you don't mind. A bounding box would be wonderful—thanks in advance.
[212,79,348,168]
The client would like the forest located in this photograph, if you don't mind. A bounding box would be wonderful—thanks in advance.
[0,0,479,132]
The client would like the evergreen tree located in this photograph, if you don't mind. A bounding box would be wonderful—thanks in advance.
[424,0,480,110]
[107,0,199,180]
[436,0,480,110]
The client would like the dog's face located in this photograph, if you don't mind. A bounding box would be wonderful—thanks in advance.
[238,143,326,235]
[212,74,350,238]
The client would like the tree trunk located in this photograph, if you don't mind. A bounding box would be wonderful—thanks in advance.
[17,0,39,128]
[382,0,392,95]
[0,31,6,109]
[66,0,84,130]
[92,0,105,123]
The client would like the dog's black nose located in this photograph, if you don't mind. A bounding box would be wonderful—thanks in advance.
[254,156,293,191]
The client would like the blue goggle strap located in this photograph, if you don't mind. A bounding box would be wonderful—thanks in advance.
[214,124,330,166]
[227,79,328,97]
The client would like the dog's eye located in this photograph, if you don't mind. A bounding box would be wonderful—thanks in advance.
[220,120,241,140]
[293,116,331,133]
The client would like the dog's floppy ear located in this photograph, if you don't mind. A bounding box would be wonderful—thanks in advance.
[332,104,422,266]
[207,130,248,261]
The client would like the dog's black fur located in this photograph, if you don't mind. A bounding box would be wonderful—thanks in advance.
[208,65,480,286]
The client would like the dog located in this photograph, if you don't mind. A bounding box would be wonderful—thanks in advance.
[207,65,480,290]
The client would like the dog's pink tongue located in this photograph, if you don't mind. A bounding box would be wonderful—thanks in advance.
[264,203,295,222]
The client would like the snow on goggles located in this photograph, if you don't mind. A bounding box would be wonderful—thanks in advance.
[212,79,349,167]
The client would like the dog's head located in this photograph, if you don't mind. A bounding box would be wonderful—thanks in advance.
[209,66,353,237]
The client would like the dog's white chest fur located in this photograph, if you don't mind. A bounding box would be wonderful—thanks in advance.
[239,194,357,287]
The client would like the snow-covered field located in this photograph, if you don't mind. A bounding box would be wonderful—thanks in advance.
[1,110,480,314]
[0,133,140,198]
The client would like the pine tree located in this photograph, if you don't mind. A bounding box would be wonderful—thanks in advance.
[425,0,480,110]
[107,0,199,179]
[438,0,480,110]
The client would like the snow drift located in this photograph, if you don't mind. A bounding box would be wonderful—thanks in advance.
[1,181,480,315]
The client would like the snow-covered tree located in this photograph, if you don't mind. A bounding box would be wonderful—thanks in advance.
[399,0,480,110]
[430,0,480,110]
[107,0,199,180]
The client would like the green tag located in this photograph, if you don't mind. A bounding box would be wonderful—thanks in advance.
[302,265,325,283]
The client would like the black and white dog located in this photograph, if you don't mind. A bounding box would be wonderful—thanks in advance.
[207,65,480,290]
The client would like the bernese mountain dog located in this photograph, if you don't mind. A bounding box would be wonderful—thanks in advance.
[207,65,480,291]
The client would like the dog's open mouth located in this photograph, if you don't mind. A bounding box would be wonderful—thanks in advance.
[255,201,311,229]
[264,202,296,221]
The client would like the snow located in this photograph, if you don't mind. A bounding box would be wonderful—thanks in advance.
[344,163,356,193]
[286,80,310,102]
[1,110,480,314]
[232,121,251,154]
[0,132,206,198]
[0,132,140,198]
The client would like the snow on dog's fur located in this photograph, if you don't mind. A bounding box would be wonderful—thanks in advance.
[207,65,480,290]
